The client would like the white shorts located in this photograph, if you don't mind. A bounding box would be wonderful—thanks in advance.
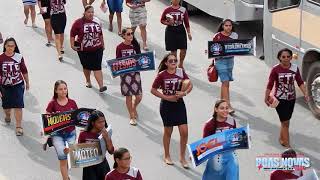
[129,6,147,27]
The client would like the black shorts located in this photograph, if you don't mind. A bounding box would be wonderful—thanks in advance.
[42,12,50,20]
[77,48,104,71]
[1,83,25,109]
[160,98,187,127]
[165,25,187,51]
[275,99,296,121]
[51,13,66,34]
[82,159,110,180]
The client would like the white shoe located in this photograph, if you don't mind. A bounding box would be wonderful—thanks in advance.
[129,119,137,126]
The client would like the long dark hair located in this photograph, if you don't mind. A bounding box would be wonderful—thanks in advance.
[277,48,292,61]
[157,53,177,73]
[83,5,94,18]
[217,19,235,33]
[211,99,228,134]
[85,110,107,132]
[53,80,69,99]
[3,37,20,53]
[281,148,297,158]
[113,147,130,168]
[121,28,141,54]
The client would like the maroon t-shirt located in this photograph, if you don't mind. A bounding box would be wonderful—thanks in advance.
[266,63,303,101]
[116,42,137,58]
[50,0,66,15]
[46,98,78,133]
[70,17,103,52]
[203,116,236,138]
[0,53,28,86]
[160,6,190,28]
[270,170,303,180]
[78,131,100,143]
[152,68,189,96]
[213,32,238,41]
[105,168,143,180]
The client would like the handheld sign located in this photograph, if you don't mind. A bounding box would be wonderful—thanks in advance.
[208,37,256,58]
[106,51,156,78]
[187,125,251,167]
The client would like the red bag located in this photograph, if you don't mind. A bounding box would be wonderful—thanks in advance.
[207,63,218,82]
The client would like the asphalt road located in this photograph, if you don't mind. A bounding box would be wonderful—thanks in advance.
[0,0,319,180]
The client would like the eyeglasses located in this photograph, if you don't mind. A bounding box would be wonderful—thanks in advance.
[168,59,178,64]
[120,156,132,161]
[125,32,134,36]
[281,55,291,59]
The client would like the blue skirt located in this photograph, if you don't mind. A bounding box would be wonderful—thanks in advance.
[1,83,25,109]
[202,151,239,180]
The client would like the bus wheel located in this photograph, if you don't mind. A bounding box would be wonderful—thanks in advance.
[307,61,320,119]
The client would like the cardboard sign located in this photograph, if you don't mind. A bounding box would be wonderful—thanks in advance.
[106,51,155,77]
[68,142,104,168]
[188,125,251,167]
[41,108,95,135]
[208,37,256,58]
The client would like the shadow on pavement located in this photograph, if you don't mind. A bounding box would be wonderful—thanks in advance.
[24,91,41,114]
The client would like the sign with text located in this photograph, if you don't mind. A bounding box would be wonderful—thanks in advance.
[208,37,256,58]
[188,125,250,167]
[106,51,155,77]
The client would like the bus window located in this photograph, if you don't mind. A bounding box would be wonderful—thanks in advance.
[268,0,300,11]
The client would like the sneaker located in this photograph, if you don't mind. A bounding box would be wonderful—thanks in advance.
[58,55,63,62]
[129,119,137,126]
[99,86,107,93]
[45,42,52,47]
[85,82,92,88]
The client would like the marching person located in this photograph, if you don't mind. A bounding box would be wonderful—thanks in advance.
[70,5,107,93]
[22,0,37,27]
[212,19,238,114]
[202,99,239,180]
[46,80,78,180]
[116,28,143,126]
[0,37,29,136]
[101,0,123,35]
[160,0,192,69]
[265,48,308,148]
[126,0,150,51]
[151,53,193,168]
[105,147,143,180]
[50,0,67,61]
[78,110,115,180]
[38,0,54,46]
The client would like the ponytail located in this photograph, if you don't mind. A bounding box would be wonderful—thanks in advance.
[113,148,129,169]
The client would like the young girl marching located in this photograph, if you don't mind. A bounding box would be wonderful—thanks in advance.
[78,110,114,180]
[202,99,239,180]
[265,48,308,148]
[116,28,143,125]
[151,53,193,168]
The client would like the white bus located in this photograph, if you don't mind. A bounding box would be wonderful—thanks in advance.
[181,0,264,21]
[263,0,320,118]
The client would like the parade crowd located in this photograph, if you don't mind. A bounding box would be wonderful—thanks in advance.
[0,0,311,179]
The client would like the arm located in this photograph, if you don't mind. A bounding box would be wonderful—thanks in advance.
[160,9,174,26]
[126,0,138,9]
[22,73,30,90]
[265,68,276,106]
[70,22,79,51]
[183,10,192,40]
[101,129,115,154]
[296,68,309,101]
[151,88,177,102]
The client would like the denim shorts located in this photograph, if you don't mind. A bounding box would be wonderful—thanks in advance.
[51,130,76,160]
[215,57,234,82]
[107,0,123,12]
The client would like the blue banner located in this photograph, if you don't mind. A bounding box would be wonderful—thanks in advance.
[208,37,256,58]
[106,51,156,77]
[187,125,251,167]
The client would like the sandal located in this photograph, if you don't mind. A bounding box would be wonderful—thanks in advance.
[85,82,92,88]
[180,160,190,169]
[278,138,290,148]
[164,158,174,165]
[143,46,149,51]
[5,118,11,124]
[16,127,24,136]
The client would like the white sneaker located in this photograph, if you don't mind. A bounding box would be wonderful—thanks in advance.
[129,119,137,126]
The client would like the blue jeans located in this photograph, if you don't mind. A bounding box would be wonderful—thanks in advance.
[51,130,76,160]
[202,151,239,180]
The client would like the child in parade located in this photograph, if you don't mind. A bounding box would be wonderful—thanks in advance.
[126,0,150,51]
[202,99,239,180]
[101,0,123,35]
[151,53,193,168]
[270,149,303,180]
[70,5,107,93]
[160,0,192,69]
[22,0,37,27]
[265,48,308,148]
[78,110,115,180]
[0,37,29,136]
[45,80,77,180]
[212,19,238,114]
[116,28,143,126]
[38,0,54,47]
[105,147,143,180]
